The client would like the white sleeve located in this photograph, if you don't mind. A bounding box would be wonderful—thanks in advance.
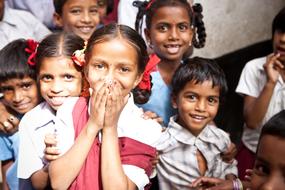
[118,0,138,29]
[123,165,149,190]
[17,118,44,179]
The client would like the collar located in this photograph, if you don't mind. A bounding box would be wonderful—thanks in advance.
[2,6,17,26]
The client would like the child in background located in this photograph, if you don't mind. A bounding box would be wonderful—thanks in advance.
[53,0,100,41]
[17,32,86,189]
[133,0,206,125]
[48,23,162,190]
[0,39,40,190]
[155,57,237,190]
[235,7,285,179]
[191,110,285,190]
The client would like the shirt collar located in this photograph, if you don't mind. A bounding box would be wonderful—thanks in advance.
[33,102,56,131]
[2,6,17,26]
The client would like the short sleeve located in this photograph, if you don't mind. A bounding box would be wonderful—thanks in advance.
[122,165,149,190]
[0,134,14,160]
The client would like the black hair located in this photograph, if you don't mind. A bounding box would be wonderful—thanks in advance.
[35,32,85,74]
[0,39,36,82]
[133,0,206,48]
[86,23,149,74]
[171,57,228,100]
[53,0,66,15]
[260,110,285,141]
[85,23,149,103]
[272,7,285,34]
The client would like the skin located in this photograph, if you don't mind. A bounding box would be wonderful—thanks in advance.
[243,31,285,129]
[251,135,285,190]
[53,0,100,41]
[0,77,39,115]
[38,55,83,111]
[49,38,143,190]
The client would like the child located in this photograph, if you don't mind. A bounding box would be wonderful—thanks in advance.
[156,57,237,190]
[133,0,206,125]
[191,110,285,190]
[17,32,86,189]
[53,0,100,41]
[235,7,285,179]
[48,23,162,190]
[0,39,40,190]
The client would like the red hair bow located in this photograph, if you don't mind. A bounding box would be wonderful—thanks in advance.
[146,0,155,10]
[25,39,38,66]
[138,54,160,91]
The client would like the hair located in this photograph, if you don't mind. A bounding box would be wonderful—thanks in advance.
[171,57,228,100]
[53,0,66,15]
[260,110,285,141]
[85,23,149,103]
[133,0,206,48]
[272,7,285,34]
[35,32,85,74]
[0,39,36,82]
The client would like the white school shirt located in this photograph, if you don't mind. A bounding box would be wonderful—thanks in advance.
[156,116,238,190]
[55,95,162,190]
[235,56,285,152]
[17,101,75,179]
[0,6,51,49]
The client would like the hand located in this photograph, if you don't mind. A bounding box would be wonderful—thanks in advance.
[0,102,19,134]
[264,53,284,84]
[190,177,233,190]
[244,169,253,182]
[221,142,237,163]
[44,133,60,162]
[141,110,163,125]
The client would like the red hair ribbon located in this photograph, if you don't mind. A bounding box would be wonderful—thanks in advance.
[138,54,160,91]
[71,41,87,67]
[146,0,155,10]
[25,39,38,66]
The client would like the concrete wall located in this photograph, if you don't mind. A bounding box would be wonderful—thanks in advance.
[193,0,285,58]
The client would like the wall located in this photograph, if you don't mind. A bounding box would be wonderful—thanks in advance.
[193,0,285,58]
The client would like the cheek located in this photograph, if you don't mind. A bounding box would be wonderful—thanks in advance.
[250,174,263,190]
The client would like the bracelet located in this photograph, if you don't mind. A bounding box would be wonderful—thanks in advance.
[232,178,243,190]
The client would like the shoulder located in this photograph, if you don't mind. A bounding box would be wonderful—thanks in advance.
[204,125,231,151]
[242,56,266,73]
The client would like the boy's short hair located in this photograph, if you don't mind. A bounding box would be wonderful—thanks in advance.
[171,57,228,99]
[0,39,36,82]
[53,0,66,15]
[272,7,285,33]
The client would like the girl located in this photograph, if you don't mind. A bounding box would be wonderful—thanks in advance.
[0,39,40,190]
[48,23,162,190]
[191,110,285,190]
[133,0,206,125]
[53,0,100,41]
[17,32,86,189]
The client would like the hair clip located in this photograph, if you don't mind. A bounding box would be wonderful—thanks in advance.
[25,39,39,66]
[146,0,155,10]
[72,41,87,67]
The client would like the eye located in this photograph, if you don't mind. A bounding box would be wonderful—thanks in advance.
[21,83,32,90]
[1,86,13,93]
[254,162,270,176]
[178,24,189,31]
[207,97,219,105]
[94,63,105,70]
[70,8,81,14]
[64,74,75,81]
[120,67,130,73]
[186,94,197,101]
[40,74,53,82]
[90,7,99,15]
[157,24,168,32]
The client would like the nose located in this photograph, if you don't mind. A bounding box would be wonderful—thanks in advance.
[81,10,91,23]
[13,89,24,103]
[195,100,206,112]
[50,80,63,94]
[169,27,179,40]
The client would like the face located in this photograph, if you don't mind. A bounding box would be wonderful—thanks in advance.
[145,6,193,62]
[0,77,39,114]
[0,0,4,21]
[273,30,285,65]
[251,135,285,190]
[38,56,83,110]
[97,0,107,22]
[172,80,220,136]
[85,38,142,98]
[54,0,100,41]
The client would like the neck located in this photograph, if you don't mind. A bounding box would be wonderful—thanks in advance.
[157,59,181,85]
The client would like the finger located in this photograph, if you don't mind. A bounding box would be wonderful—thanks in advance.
[44,154,60,162]
[7,115,20,127]
[45,146,61,155]
[2,121,13,133]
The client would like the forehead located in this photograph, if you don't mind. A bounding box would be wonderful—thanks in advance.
[181,80,220,95]
[64,0,98,7]
[1,76,35,87]
[152,6,191,24]
[40,56,81,73]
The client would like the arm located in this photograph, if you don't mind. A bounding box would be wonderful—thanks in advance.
[243,53,283,129]
[49,82,107,190]
[101,82,137,190]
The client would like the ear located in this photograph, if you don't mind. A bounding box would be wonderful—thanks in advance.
[53,13,63,28]
[133,73,143,89]
[171,94,178,109]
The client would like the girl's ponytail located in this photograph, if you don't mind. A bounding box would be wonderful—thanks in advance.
[192,3,206,48]
[133,1,149,34]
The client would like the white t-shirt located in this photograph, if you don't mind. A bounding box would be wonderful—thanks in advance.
[236,56,285,152]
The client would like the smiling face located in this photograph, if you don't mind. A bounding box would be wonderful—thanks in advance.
[54,0,100,41]
[145,5,193,62]
[172,80,220,136]
[85,38,142,99]
[0,76,39,114]
[38,56,82,110]
[251,135,285,190]
[273,30,285,65]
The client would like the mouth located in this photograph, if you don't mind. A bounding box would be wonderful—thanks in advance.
[77,26,95,34]
[13,102,32,111]
[190,114,207,122]
[164,44,181,54]
[47,96,67,106]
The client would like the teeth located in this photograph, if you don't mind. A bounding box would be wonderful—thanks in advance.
[192,115,205,120]
[50,96,66,105]
[166,45,180,54]
[79,26,93,33]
